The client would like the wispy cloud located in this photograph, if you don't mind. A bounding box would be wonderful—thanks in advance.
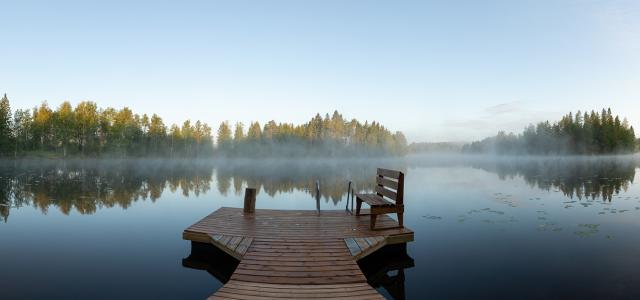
[445,119,491,129]
[437,102,562,142]
[484,101,525,115]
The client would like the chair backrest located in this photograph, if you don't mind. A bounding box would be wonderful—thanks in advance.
[375,168,404,205]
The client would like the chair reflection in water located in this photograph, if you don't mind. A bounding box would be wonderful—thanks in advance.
[182,241,414,300]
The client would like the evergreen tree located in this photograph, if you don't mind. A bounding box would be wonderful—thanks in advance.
[463,108,636,155]
[169,124,181,156]
[247,122,262,141]
[233,122,245,145]
[0,94,13,155]
[148,114,166,154]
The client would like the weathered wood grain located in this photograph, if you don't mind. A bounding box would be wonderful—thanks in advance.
[184,207,413,299]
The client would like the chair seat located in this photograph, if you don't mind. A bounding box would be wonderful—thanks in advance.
[355,193,395,207]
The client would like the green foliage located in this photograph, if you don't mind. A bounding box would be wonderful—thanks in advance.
[247,121,262,141]
[233,122,245,143]
[0,95,406,157]
[224,110,407,157]
[463,108,637,155]
[0,94,14,154]
[12,109,32,155]
[0,94,213,157]
[216,121,232,151]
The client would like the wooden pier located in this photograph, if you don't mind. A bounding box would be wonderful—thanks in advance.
[183,207,414,299]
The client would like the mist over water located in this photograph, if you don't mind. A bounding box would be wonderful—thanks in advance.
[1,155,640,299]
[1,155,635,220]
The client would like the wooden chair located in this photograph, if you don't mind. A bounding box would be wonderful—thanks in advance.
[356,168,404,230]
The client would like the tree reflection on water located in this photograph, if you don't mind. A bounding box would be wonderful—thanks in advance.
[468,156,636,201]
[0,159,397,222]
[1,156,637,222]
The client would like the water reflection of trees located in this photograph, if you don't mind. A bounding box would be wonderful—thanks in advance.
[214,160,403,204]
[0,160,215,222]
[469,157,637,201]
[0,159,407,222]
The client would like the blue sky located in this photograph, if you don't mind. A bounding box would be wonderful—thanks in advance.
[1,0,639,142]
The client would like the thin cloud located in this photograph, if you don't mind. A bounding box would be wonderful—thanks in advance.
[438,102,562,142]
[484,101,525,115]
[444,119,491,129]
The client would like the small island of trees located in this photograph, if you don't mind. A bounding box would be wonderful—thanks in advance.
[0,94,407,158]
[463,108,637,155]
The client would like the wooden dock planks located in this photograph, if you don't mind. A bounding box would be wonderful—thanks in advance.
[232,238,366,285]
[210,281,385,300]
[344,236,386,260]
[183,207,414,299]
[184,207,413,244]
[209,234,254,260]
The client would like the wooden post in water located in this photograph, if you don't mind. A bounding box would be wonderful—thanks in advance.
[315,180,321,212]
[243,188,256,213]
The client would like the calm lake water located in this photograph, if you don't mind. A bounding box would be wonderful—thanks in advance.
[2,155,640,299]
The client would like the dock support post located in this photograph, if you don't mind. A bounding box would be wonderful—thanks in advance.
[243,188,256,213]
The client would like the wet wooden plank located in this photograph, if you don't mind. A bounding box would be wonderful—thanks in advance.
[344,238,361,256]
[184,207,414,299]
[235,237,253,256]
[219,235,233,247]
[354,237,370,251]
[227,236,243,251]
[209,281,386,299]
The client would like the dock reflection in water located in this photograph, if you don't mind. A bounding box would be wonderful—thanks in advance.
[182,242,239,285]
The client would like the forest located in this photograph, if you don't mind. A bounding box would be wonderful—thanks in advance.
[0,94,407,158]
[463,109,637,155]
[217,112,407,157]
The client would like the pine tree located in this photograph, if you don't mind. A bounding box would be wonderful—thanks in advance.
[464,108,636,154]
[149,114,166,154]
[0,94,13,155]
[247,122,262,141]
[233,122,245,146]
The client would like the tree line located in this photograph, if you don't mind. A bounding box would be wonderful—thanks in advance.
[0,94,214,157]
[0,94,407,157]
[216,111,407,157]
[463,108,637,155]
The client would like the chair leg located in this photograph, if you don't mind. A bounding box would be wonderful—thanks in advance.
[370,214,377,230]
[398,211,404,228]
[356,198,362,216]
